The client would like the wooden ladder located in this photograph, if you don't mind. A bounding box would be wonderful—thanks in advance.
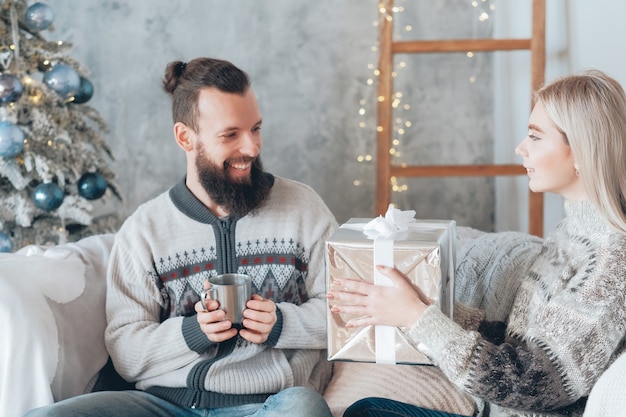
[375,0,546,236]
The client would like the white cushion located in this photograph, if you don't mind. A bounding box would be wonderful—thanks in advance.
[583,351,626,416]
[0,234,114,416]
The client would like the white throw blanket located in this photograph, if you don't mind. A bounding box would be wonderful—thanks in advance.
[0,234,114,417]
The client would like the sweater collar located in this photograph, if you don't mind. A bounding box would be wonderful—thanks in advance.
[168,174,275,224]
[563,200,610,236]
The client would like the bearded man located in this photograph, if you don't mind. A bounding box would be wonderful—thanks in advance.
[26,57,337,417]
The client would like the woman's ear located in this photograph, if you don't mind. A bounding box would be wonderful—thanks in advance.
[174,122,194,152]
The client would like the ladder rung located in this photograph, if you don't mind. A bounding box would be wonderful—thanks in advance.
[392,38,532,54]
[390,164,526,177]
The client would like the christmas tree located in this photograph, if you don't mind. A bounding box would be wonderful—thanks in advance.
[0,0,122,252]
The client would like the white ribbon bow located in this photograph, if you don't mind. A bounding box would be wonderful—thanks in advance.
[363,204,416,238]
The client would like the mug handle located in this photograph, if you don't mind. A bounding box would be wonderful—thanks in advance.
[200,289,213,312]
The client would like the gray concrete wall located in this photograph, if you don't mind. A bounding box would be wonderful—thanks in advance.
[45,0,494,230]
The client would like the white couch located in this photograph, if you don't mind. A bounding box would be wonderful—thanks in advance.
[1,233,617,417]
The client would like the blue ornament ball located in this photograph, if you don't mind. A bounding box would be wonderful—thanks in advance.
[0,121,25,158]
[33,182,64,211]
[25,2,55,31]
[72,77,94,104]
[0,74,23,104]
[77,172,107,200]
[43,64,80,99]
[0,231,12,253]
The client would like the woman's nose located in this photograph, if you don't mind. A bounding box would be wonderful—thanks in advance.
[515,140,528,158]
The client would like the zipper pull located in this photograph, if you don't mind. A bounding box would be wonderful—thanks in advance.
[220,218,231,233]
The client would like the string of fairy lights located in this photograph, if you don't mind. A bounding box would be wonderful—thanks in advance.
[353,0,495,194]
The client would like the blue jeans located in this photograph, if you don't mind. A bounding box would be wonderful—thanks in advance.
[24,387,332,417]
[343,398,470,417]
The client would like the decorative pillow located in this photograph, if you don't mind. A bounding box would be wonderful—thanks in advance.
[584,351,626,417]
[322,362,476,417]
[0,233,114,417]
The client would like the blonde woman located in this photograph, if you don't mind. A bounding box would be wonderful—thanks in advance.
[329,70,626,417]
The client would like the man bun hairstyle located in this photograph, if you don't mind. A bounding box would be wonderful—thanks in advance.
[162,57,250,133]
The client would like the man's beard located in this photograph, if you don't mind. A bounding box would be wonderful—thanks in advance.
[196,148,272,218]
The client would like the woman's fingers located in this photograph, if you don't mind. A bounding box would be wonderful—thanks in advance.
[328,267,430,327]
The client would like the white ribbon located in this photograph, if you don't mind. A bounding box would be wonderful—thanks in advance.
[373,236,395,364]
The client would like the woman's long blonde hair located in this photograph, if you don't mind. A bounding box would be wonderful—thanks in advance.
[536,69,626,234]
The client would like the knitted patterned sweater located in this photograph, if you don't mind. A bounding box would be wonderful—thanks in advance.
[104,175,338,409]
[410,201,626,417]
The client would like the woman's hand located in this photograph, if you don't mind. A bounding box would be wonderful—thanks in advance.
[326,265,432,328]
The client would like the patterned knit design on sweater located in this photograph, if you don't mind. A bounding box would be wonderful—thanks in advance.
[454,227,543,322]
[151,238,309,318]
[408,201,626,417]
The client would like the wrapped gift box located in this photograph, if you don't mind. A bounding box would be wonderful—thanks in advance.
[326,208,455,365]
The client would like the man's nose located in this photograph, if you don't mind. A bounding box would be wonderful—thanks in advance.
[240,132,261,156]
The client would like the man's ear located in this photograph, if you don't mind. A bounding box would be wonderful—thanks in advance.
[174,122,194,151]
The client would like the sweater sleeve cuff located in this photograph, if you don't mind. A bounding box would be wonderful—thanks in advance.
[263,307,283,347]
[182,315,215,353]
[408,305,472,364]
[453,301,485,331]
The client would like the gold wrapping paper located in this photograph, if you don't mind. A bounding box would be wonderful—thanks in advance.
[326,218,455,365]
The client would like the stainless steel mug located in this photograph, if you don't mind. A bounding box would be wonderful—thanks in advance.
[204,273,252,324]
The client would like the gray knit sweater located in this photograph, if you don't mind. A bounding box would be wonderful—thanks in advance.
[412,201,626,417]
[104,175,338,409]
